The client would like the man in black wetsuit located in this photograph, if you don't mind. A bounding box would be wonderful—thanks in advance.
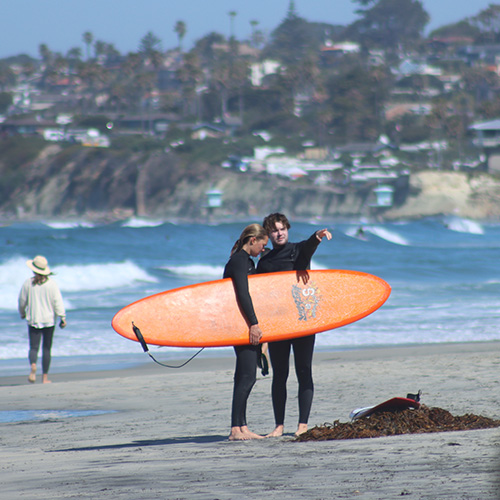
[257,213,331,437]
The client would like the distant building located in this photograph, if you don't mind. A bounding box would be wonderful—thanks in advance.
[469,118,500,173]
[250,60,280,87]
[191,124,227,140]
[0,116,57,135]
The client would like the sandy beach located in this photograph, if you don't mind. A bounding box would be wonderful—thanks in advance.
[1,342,499,500]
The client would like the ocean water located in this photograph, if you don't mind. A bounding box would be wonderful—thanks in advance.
[1,216,499,375]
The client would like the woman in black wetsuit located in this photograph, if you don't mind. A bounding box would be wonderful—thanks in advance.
[257,213,331,437]
[223,223,268,441]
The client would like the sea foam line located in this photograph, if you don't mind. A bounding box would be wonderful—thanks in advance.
[0,257,157,310]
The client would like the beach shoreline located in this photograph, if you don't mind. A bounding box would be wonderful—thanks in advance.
[1,340,497,383]
[1,340,499,499]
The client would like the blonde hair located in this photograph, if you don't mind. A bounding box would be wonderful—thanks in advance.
[230,223,267,256]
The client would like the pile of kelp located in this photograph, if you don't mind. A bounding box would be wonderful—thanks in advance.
[296,406,500,441]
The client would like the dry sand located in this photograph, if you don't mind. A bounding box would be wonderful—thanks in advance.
[0,342,499,500]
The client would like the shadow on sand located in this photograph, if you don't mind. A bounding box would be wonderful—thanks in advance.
[51,434,228,452]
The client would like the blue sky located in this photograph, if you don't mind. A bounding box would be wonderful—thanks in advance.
[1,0,495,59]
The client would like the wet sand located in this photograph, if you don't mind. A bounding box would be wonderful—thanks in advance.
[1,342,499,499]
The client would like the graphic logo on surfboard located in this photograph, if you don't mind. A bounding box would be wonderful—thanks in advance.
[291,281,321,321]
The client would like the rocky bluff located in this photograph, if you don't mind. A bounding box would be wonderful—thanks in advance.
[3,145,500,222]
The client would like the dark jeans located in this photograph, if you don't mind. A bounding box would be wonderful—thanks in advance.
[268,334,315,426]
[28,325,55,374]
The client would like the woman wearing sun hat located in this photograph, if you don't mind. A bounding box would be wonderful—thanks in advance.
[18,255,67,384]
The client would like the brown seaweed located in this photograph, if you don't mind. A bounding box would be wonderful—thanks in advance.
[296,405,500,441]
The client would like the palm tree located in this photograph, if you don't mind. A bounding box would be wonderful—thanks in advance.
[39,43,52,65]
[228,11,237,40]
[250,20,260,47]
[174,20,187,52]
[38,44,53,89]
[176,51,203,118]
[82,31,94,60]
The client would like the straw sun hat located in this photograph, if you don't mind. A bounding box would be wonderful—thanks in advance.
[26,255,52,276]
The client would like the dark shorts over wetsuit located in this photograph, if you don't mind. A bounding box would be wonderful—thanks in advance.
[257,233,320,426]
[223,249,260,428]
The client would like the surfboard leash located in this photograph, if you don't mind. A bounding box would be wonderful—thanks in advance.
[132,322,204,368]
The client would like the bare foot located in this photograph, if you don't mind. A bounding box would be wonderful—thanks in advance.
[229,426,264,441]
[295,423,308,436]
[240,426,264,439]
[28,364,36,383]
[229,427,247,441]
[42,374,51,384]
[266,425,284,437]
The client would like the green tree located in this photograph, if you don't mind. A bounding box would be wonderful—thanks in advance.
[0,64,16,91]
[21,60,37,80]
[174,20,187,52]
[210,50,231,117]
[76,61,108,112]
[469,4,500,42]
[103,43,121,62]
[67,47,82,61]
[324,64,392,142]
[263,5,318,65]
[94,40,107,60]
[352,0,377,5]
[348,0,429,53]
[82,31,94,60]
[176,51,203,118]
[139,32,163,69]
[462,66,500,107]
[228,11,237,40]
[192,32,226,65]
[249,20,265,48]
[38,43,52,64]
[428,20,480,40]
[0,92,13,113]
[139,31,162,57]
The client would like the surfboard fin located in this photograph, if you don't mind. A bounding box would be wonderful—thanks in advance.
[406,390,422,402]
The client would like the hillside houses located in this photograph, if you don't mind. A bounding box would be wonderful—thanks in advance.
[2,12,500,185]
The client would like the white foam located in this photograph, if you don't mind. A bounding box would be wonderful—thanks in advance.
[445,217,484,235]
[43,221,95,229]
[310,258,326,270]
[54,261,158,292]
[364,226,410,245]
[162,264,224,279]
[121,217,165,228]
[0,257,158,310]
[0,256,32,311]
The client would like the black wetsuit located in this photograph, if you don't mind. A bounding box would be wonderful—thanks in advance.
[257,233,320,426]
[223,249,259,428]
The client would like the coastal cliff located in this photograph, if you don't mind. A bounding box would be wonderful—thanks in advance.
[2,145,500,222]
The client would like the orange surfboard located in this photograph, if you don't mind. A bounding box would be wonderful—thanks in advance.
[112,270,390,348]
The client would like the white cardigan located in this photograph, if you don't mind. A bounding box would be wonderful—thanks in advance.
[18,277,66,328]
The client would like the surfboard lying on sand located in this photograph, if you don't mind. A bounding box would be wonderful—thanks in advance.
[112,269,391,348]
[350,397,421,420]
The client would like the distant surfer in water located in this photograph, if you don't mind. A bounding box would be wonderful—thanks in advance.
[257,213,331,436]
[223,224,269,440]
[355,226,367,240]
